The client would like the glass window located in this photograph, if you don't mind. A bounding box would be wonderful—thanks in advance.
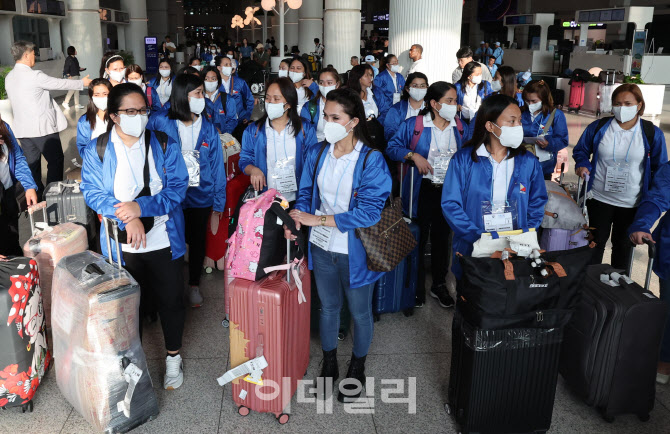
[26,0,65,16]
[12,16,51,54]
[0,0,17,11]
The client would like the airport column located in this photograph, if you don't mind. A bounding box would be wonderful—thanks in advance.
[298,0,323,55]
[122,0,149,69]
[388,0,462,82]
[323,0,361,73]
[61,0,104,74]
[285,7,299,52]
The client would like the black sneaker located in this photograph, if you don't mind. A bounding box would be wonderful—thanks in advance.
[430,285,455,308]
[414,297,425,308]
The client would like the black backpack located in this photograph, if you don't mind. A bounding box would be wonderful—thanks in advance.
[593,117,655,145]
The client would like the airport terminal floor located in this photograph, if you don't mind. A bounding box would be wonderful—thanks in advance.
[2,91,669,434]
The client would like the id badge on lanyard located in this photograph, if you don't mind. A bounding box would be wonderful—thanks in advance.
[182,150,201,187]
[431,150,455,184]
[272,157,298,193]
[309,210,333,250]
[605,162,630,193]
[482,200,517,232]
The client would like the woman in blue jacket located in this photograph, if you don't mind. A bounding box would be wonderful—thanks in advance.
[76,78,112,157]
[386,82,467,308]
[216,56,255,125]
[383,72,428,141]
[80,83,189,390]
[455,61,492,124]
[521,79,569,179]
[300,67,342,143]
[148,59,174,113]
[288,57,319,114]
[0,117,38,255]
[441,94,547,279]
[492,65,524,107]
[374,54,406,124]
[287,87,391,402]
[629,161,670,384]
[147,73,226,308]
[239,77,317,204]
[573,83,667,268]
[202,66,238,134]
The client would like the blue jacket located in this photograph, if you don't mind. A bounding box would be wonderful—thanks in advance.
[441,147,548,278]
[455,81,493,107]
[493,47,504,65]
[386,115,467,217]
[147,113,226,212]
[573,117,668,195]
[3,122,37,191]
[295,144,392,288]
[374,69,405,124]
[201,52,214,63]
[462,93,523,143]
[383,99,411,141]
[148,75,174,112]
[76,115,98,157]
[219,74,255,122]
[80,129,189,262]
[204,91,239,134]
[239,121,317,193]
[521,109,569,175]
[299,96,323,126]
[628,161,670,280]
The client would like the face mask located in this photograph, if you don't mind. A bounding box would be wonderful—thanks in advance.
[204,81,219,92]
[490,80,502,92]
[389,64,400,73]
[217,49,221,53]
[491,123,524,149]
[612,105,639,123]
[437,103,457,122]
[118,114,148,138]
[289,71,304,83]
[189,96,206,114]
[319,85,336,98]
[128,78,143,87]
[324,119,354,144]
[265,102,286,120]
[528,101,543,113]
[220,66,232,77]
[408,87,427,101]
[108,69,125,83]
[278,69,289,78]
[197,43,200,47]
[92,96,107,111]
[211,49,216,53]
[470,75,482,85]
[227,54,234,59]
[192,65,202,71]
[159,69,171,78]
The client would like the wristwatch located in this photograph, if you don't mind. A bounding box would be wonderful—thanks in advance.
[320,216,327,226]
[405,152,414,161]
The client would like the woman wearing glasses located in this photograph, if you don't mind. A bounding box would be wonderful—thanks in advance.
[374,54,405,123]
[386,82,468,309]
[148,74,227,308]
[383,72,429,141]
[80,83,189,390]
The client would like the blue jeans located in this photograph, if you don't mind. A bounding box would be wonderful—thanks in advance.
[311,245,375,358]
[660,278,670,363]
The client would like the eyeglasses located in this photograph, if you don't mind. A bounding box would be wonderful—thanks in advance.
[117,107,151,116]
[410,84,428,89]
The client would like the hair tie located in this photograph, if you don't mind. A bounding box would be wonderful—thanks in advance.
[538,80,545,85]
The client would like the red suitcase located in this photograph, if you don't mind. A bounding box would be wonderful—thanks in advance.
[226,244,311,424]
[568,81,585,113]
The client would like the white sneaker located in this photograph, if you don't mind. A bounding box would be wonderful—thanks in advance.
[189,286,203,307]
[164,354,184,390]
[75,104,85,109]
[61,102,70,109]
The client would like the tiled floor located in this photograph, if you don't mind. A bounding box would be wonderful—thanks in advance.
[3,91,670,433]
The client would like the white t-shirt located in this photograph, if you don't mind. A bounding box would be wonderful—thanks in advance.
[362,87,379,119]
[408,58,427,76]
[177,114,202,152]
[406,101,425,120]
[316,97,326,142]
[221,76,232,94]
[0,144,12,189]
[111,128,170,253]
[591,120,646,208]
[265,120,298,202]
[476,144,514,206]
[165,41,176,58]
[296,86,309,114]
[462,84,481,120]
[423,114,457,178]
[91,117,108,142]
[317,142,362,254]
[157,77,172,106]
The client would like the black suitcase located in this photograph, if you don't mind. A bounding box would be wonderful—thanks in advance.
[551,89,565,108]
[560,240,669,422]
[447,310,564,434]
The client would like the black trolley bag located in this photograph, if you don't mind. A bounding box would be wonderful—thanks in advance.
[559,239,669,423]
[447,244,594,434]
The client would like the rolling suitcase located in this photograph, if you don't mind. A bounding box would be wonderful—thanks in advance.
[44,180,93,227]
[597,82,618,118]
[551,89,565,108]
[559,240,669,423]
[51,219,159,433]
[0,256,50,413]
[568,80,585,113]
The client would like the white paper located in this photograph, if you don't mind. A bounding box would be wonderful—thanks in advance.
[483,212,513,232]
[605,165,629,193]
[309,210,333,250]
[535,146,552,162]
[217,355,268,386]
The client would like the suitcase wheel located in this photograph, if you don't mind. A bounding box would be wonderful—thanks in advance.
[221,319,230,328]
[238,406,250,416]
[277,413,290,424]
[638,413,650,422]
[337,331,346,341]
[403,308,414,317]
[444,403,451,414]
[21,401,34,413]
[205,267,213,274]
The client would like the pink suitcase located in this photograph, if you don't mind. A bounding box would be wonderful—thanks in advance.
[227,244,311,424]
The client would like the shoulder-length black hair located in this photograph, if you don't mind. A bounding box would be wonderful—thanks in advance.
[314,67,341,100]
[463,94,526,161]
[86,78,113,130]
[458,61,485,93]
[255,77,302,138]
[497,65,517,99]
[401,72,429,101]
[0,114,12,159]
[168,73,204,122]
[347,64,373,94]
[203,66,222,88]
[104,83,149,132]
[419,82,457,120]
[99,51,124,78]
[325,87,375,149]
[290,57,313,100]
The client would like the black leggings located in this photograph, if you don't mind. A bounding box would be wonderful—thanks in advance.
[184,207,211,286]
[123,247,185,352]
[587,198,637,269]
[0,185,22,256]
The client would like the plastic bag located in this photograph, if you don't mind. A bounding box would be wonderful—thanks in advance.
[541,181,587,230]
[182,150,201,187]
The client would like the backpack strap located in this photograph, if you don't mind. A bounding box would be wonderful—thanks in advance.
[641,119,655,145]
[410,115,424,152]
[152,130,169,154]
[313,142,328,182]
[593,116,610,137]
[96,132,110,162]
[362,149,378,170]
[146,86,153,107]
[454,116,464,137]
[308,98,318,123]
[221,91,228,112]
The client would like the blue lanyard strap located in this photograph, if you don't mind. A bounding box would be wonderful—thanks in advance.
[612,122,639,164]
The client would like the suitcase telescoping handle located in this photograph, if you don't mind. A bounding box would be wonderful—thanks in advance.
[102,216,122,271]
[627,238,656,291]
[27,201,48,237]
[576,173,590,215]
[399,160,416,219]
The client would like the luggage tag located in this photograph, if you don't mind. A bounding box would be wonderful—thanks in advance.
[482,200,516,232]
[309,210,333,250]
[182,150,201,187]
[604,162,629,193]
[272,157,298,193]
[431,150,456,184]
[117,361,143,418]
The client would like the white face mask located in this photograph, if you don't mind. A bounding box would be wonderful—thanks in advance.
[324,119,354,144]
[389,64,400,73]
[528,101,543,114]
[118,114,148,138]
[612,105,639,123]
[289,71,304,83]
[204,81,218,92]
[189,96,206,114]
[265,102,286,120]
[437,103,457,122]
[92,96,107,111]
[128,78,143,87]
[319,85,336,98]
[490,80,502,92]
[278,69,289,78]
[192,65,202,71]
[409,87,427,102]
[220,66,233,77]
[108,69,126,83]
[159,69,171,78]
[227,54,234,59]
[470,75,482,85]
[211,49,216,54]
[491,123,524,149]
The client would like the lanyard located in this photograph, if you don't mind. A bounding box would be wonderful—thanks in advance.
[487,150,510,205]
[612,123,639,164]
[271,125,288,161]
[122,142,145,189]
[532,112,546,136]
[319,150,353,210]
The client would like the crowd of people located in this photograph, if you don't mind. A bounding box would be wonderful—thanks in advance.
[2,33,670,402]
